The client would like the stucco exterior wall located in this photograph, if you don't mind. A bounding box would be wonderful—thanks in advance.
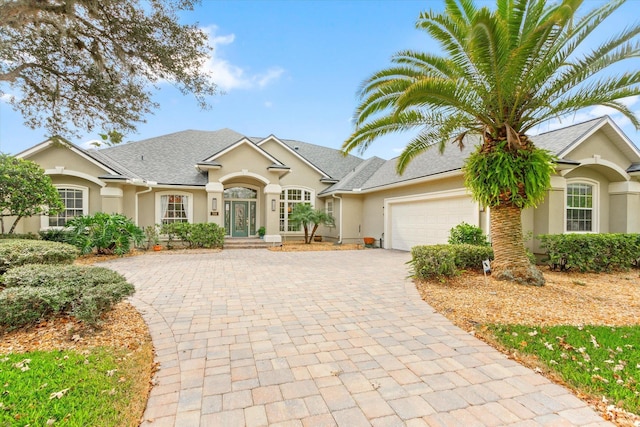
[28,145,110,178]
[565,130,631,169]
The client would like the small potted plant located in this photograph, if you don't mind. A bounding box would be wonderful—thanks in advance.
[363,237,375,247]
[145,225,162,251]
[313,235,322,242]
[258,226,266,239]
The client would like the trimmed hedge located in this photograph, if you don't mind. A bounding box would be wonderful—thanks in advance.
[161,222,224,249]
[410,244,494,279]
[448,222,490,246]
[0,264,134,329]
[0,240,79,274]
[39,228,75,244]
[0,233,38,240]
[539,233,640,272]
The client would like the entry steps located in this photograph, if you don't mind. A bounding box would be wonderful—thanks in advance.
[223,237,271,249]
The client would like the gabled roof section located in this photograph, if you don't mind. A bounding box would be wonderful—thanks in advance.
[16,137,121,176]
[320,157,387,194]
[532,115,640,162]
[98,129,247,185]
[360,138,480,191]
[204,137,285,166]
[257,135,365,180]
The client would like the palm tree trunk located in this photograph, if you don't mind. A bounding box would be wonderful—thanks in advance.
[490,203,544,286]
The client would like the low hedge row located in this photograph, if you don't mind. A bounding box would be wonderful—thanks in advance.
[0,233,38,240]
[410,244,494,279]
[539,233,640,272]
[0,240,79,274]
[0,264,134,328]
[161,222,225,249]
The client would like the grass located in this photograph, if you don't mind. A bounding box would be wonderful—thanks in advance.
[0,343,153,427]
[489,324,640,414]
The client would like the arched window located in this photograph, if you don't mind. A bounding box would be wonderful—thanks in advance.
[280,187,313,232]
[566,180,598,232]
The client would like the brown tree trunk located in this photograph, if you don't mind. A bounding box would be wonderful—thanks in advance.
[490,203,545,286]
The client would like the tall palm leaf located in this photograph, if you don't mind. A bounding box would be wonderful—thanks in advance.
[343,0,640,285]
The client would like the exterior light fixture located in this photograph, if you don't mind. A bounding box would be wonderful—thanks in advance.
[212,197,218,211]
[271,199,276,211]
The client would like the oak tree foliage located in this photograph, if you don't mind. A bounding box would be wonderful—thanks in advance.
[0,154,64,234]
[0,0,218,138]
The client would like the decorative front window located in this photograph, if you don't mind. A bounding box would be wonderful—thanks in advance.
[224,187,257,199]
[158,193,191,224]
[566,182,595,232]
[280,188,313,232]
[48,186,87,227]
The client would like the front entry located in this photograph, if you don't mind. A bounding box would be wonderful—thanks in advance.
[225,199,257,237]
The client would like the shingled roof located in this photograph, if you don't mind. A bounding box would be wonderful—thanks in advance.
[84,115,637,191]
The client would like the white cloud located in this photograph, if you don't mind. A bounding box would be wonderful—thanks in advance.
[79,139,101,149]
[200,26,284,91]
[0,93,16,103]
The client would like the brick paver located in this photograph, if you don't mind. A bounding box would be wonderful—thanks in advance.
[105,249,611,426]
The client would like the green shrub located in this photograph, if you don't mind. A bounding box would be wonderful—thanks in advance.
[65,213,144,255]
[0,264,134,329]
[410,245,457,279]
[539,233,640,272]
[452,244,494,269]
[410,244,495,279]
[39,228,75,243]
[0,240,79,274]
[448,222,490,246]
[160,222,224,249]
[0,233,38,240]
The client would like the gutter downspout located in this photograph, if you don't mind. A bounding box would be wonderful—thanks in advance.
[332,194,343,244]
[134,182,155,226]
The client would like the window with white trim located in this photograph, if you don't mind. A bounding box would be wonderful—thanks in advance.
[566,181,597,232]
[280,188,313,232]
[156,192,193,224]
[45,186,88,228]
[326,199,334,227]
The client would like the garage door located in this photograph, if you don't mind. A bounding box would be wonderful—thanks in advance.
[388,195,478,251]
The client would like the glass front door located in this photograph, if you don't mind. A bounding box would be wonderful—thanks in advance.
[232,201,248,237]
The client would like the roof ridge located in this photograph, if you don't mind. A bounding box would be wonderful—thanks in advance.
[533,115,607,137]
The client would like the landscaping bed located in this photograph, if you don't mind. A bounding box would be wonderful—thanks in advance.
[268,241,364,251]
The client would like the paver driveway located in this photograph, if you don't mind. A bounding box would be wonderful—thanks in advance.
[105,249,610,426]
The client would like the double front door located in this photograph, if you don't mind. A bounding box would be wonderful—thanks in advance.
[225,200,256,237]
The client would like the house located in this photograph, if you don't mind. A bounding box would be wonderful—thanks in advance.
[13,116,640,254]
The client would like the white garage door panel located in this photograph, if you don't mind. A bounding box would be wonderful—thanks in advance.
[390,196,477,251]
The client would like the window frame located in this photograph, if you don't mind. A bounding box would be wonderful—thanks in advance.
[40,185,88,230]
[565,179,598,233]
[155,191,193,225]
[279,187,314,233]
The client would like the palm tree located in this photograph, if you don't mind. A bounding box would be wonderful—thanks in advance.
[342,0,640,286]
[289,203,334,244]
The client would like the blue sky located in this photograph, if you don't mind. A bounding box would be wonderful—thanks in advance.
[1,0,639,159]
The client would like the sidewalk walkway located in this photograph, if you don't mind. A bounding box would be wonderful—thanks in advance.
[105,249,611,426]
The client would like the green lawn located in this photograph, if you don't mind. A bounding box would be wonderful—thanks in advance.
[0,346,150,427]
[489,324,640,414]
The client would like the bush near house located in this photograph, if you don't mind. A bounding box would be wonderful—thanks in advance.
[65,213,144,255]
[410,244,494,279]
[539,233,640,272]
[0,233,38,240]
[160,222,224,249]
[448,222,490,246]
[39,228,75,244]
[0,264,134,329]
[0,239,79,274]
